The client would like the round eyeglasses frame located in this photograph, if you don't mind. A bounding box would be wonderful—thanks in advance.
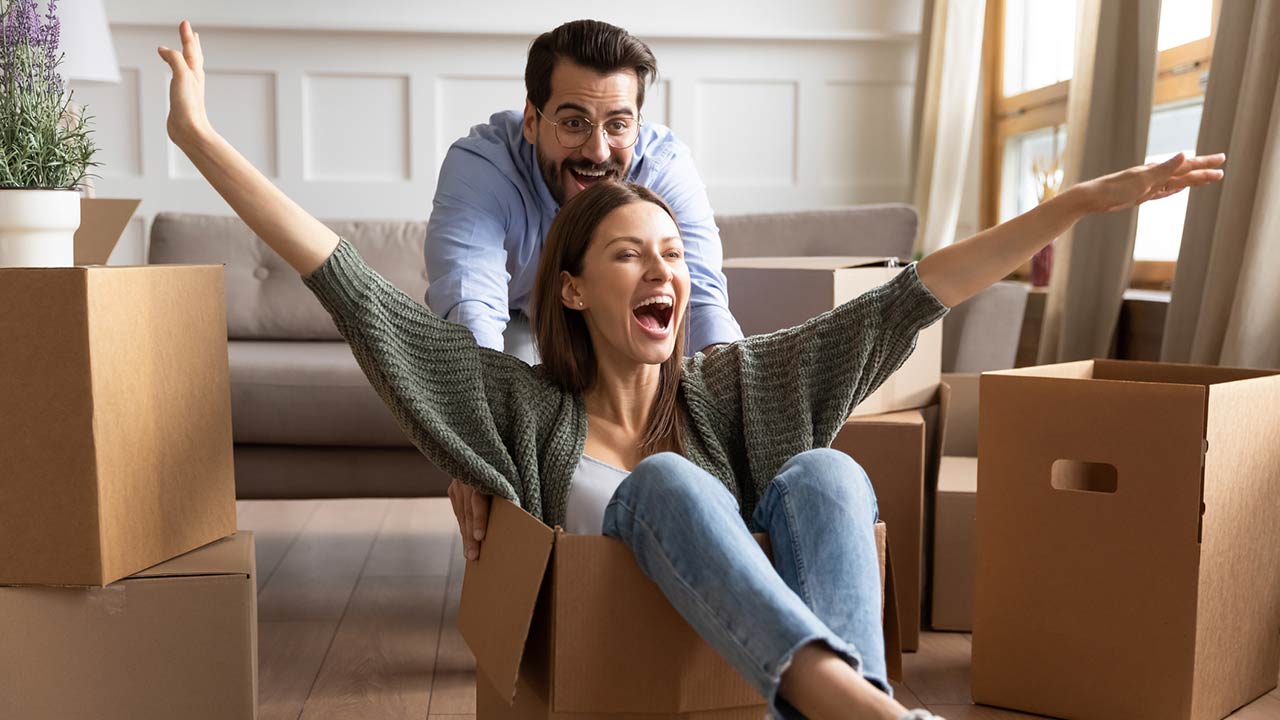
[536,107,643,150]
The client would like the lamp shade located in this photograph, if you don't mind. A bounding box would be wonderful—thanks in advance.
[60,0,120,83]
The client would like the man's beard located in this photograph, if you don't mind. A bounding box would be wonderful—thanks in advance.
[537,144,627,206]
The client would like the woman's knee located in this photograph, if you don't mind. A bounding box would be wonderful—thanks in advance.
[777,448,877,516]
[614,452,712,508]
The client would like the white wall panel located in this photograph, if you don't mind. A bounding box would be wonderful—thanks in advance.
[304,74,410,181]
[696,80,797,186]
[71,68,141,178]
[821,81,913,187]
[171,71,277,179]
[435,76,525,169]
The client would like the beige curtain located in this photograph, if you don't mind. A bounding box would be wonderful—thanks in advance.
[911,0,987,256]
[1037,0,1162,363]
[1161,0,1280,368]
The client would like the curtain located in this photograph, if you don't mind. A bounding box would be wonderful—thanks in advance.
[1161,0,1280,368]
[910,0,987,256]
[1036,0,1161,364]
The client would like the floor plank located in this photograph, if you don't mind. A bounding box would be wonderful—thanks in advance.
[903,632,974,705]
[299,574,448,720]
[428,536,476,716]
[256,620,339,720]
[929,705,1055,719]
[1227,691,1280,719]
[362,498,455,577]
[891,680,928,711]
[257,499,390,622]
[237,499,320,592]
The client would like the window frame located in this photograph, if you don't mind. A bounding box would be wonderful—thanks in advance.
[981,0,1219,289]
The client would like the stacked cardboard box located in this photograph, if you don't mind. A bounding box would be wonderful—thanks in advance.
[725,257,947,653]
[972,360,1280,720]
[0,262,256,718]
[931,372,979,632]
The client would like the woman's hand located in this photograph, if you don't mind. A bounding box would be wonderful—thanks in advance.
[157,21,213,149]
[1065,152,1226,214]
[448,479,491,561]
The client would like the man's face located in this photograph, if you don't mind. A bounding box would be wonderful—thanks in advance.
[523,60,640,206]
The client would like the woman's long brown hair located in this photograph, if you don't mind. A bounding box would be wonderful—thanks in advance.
[531,181,687,456]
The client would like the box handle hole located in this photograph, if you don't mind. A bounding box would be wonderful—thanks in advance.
[1051,460,1118,494]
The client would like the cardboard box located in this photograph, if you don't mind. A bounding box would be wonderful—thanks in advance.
[972,360,1280,720]
[0,264,237,586]
[940,372,979,456]
[833,410,927,651]
[74,197,141,265]
[461,499,897,719]
[930,456,976,632]
[723,257,942,417]
[0,532,258,719]
[930,373,979,632]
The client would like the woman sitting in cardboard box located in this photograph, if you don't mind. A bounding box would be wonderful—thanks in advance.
[159,22,1223,720]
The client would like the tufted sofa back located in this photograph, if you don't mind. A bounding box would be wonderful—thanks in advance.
[149,213,429,340]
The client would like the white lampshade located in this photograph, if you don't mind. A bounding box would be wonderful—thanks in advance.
[59,0,121,84]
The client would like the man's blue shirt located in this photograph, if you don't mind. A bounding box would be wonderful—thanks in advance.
[425,110,743,353]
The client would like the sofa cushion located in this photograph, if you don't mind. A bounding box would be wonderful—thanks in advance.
[149,213,429,340]
[228,340,414,447]
[717,204,917,260]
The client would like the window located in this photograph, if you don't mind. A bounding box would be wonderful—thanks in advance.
[983,0,1218,287]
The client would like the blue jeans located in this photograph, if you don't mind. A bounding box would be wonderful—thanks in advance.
[602,449,888,720]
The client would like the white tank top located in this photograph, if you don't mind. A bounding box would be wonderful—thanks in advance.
[562,454,631,535]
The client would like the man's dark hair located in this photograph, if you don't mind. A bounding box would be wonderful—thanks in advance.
[525,20,657,112]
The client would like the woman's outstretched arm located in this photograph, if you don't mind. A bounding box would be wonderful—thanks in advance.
[157,21,337,276]
[916,152,1225,308]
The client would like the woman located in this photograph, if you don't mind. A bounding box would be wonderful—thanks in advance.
[159,22,1223,720]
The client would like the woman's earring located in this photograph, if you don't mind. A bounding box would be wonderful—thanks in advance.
[578,301,584,308]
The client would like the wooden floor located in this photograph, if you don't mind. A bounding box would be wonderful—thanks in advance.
[237,498,1280,720]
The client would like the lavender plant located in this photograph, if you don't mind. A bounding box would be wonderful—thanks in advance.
[0,0,96,189]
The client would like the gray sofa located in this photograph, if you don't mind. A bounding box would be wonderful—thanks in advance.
[149,203,1021,499]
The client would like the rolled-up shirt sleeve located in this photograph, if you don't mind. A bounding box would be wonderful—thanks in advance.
[646,140,744,352]
[425,146,514,352]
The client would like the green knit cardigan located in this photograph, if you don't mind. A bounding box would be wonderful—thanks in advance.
[303,239,948,526]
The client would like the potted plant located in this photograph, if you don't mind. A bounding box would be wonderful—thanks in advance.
[0,0,96,267]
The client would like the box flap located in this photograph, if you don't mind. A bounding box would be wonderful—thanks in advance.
[74,198,140,265]
[1093,359,1279,387]
[1191,376,1280,719]
[457,497,555,705]
[722,256,899,270]
[128,532,254,580]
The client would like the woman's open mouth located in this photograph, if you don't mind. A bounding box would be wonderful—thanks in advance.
[632,295,674,340]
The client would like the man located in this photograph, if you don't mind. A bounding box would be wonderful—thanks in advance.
[427,19,742,557]
[426,19,742,363]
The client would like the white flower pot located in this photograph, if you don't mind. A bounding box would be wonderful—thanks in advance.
[0,189,81,268]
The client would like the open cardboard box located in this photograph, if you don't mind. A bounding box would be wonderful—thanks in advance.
[460,499,899,719]
[972,360,1280,720]
[0,532,257,719]
[723,257,942,417]
[0,262,236,586]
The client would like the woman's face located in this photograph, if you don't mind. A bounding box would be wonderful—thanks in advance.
[562,201,690,366]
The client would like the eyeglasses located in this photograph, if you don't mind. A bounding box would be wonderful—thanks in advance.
[536,107,643,150]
